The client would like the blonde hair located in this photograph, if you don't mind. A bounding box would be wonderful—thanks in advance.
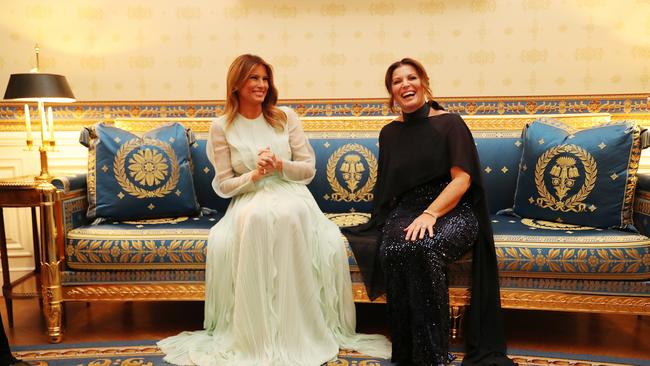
[223,54,286,129]
[384,57,435,113]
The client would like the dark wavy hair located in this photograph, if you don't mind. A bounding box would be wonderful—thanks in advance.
[384,57,444,113]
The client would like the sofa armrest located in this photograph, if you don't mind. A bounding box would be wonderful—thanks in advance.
[633,172,650,236]
[52,173,89,233]
[51,173,87,194]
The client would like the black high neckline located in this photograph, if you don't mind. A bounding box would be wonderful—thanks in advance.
[402,102,430,123]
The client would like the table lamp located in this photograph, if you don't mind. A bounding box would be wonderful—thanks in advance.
[3,46,75,181]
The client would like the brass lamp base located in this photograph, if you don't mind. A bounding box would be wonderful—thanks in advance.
[35,145,52,182]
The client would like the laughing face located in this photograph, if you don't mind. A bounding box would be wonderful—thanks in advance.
[238,63,269,106]
[390,64,426,114]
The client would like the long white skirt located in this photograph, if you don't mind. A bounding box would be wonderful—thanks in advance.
[158,181,390,365]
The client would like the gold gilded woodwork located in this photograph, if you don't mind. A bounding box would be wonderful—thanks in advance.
[351,283,385,303]
[307,131,381,139]
[307,130,523,139]
[462,113,611,131]
[453,288,650,315]
[497,290,650,315]
[59,283,649,315]
[41,261,63,343]
[0,108,615,133]
[612,113,650,125]
[108,112,612,134]
[13,345,163,361]
[63,284,206,301]
[115,118,213,133]
[38,182,65,342]
[450,306,463,340]
[0,178,42,188]
[449,288,471,306]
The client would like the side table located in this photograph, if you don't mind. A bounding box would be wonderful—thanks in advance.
[0,176,44,327]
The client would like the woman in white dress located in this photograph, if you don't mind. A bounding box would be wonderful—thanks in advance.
[158,54,390,365]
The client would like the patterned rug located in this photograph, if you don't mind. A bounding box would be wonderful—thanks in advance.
[12,341,650,366]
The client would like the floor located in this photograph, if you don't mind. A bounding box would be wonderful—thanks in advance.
[3,277,650,361]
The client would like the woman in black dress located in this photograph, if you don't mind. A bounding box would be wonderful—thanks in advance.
[0,315,29,365]
[345,58,514,366]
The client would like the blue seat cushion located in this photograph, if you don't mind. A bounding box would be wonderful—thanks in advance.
[64,212,360,271]
[490,213,649,279]
[65,212,649,281]
[65,213,219,270]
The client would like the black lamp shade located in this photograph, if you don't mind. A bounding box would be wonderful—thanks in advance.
[4,73,75,102]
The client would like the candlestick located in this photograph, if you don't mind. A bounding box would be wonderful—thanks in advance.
[39,101,48,144]
[47,106,54,143]
[24,104,32,142]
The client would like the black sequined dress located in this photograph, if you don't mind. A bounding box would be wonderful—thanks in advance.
[382,180,477,364]
[343,101,515,366]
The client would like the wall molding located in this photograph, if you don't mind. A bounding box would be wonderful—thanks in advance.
[0,94,649,133]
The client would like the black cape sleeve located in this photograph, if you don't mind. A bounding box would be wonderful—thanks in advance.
[447,117,514,366]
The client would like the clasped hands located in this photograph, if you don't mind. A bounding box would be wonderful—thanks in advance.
[404,212,437,241]
[253,147,283,181]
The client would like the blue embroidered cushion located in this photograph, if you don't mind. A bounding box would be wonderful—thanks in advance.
[80,122,200,221]
[512,119,643,229]
[190,139,230,213]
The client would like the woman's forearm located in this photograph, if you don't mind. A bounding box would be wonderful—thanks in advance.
[425,173,471,218]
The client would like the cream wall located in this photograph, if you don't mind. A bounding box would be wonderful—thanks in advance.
[1,1,649,279]
[1,0,649,100]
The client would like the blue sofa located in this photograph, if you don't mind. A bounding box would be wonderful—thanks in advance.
[45,112,650,343]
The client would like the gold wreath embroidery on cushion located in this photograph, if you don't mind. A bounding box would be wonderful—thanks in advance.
[520,218,594,231]
[325,212,371,227]
[122,216,189,225]
[327,143,377,202]
[534,144,597,212]
[114,138,180,199]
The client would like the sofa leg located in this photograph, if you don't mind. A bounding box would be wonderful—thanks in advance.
[41,261,63,343]
[450,305,463,340]
[38,182,64,343]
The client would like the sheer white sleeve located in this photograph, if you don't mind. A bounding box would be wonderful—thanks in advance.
[206,119,256,198]
[280,108,316,184]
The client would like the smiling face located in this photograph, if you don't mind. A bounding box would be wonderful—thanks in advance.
[237,63,269,107]
[390,64,426,113]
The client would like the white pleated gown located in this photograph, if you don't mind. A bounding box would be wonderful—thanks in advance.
[158,107,390,366]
